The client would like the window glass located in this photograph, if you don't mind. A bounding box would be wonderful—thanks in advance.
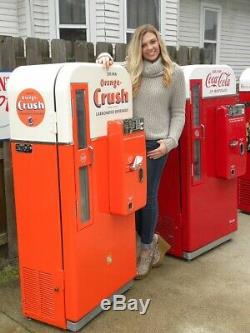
[75,89,90,222]
[58,0,87,41]
[127,0,160,40]
[202,7,220,63]
[60,28,86,41]
[59,0,86,24]
[204,43,216,63]
[192,84,200,127]
[193,140,201,181]
[204,10,217,41]
[127,0,160,29]
[79,167,90,221]
[76,90,87,149]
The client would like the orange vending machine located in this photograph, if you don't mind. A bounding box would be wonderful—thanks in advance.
[7,63,146,331]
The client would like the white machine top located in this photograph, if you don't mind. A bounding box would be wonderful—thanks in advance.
[182,64,236,99]
[7,63,132,143]
[239,68,250,91]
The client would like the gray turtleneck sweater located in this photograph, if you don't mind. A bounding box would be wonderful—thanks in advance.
[134,58,186,152]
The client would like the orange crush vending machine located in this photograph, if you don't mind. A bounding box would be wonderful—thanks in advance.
[157,65,247,260]
[238,68,250,213]
[7,63,146,331]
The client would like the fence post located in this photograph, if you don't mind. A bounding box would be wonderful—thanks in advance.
[177,46,189,66]
[51,39,74,63]
[0,37,17,70]
[115,43,127,62]
[74,41,95,62]
[96,42,113,59]
[26,37,50,65]
[167,46,177,63]
[190,47,200,64]
[200,48,213,64]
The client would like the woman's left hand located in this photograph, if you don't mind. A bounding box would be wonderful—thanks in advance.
[147,140,168,159]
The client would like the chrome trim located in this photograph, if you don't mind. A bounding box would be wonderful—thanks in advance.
[183,234,232,260]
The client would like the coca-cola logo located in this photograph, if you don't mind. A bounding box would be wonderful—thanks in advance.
[205,71,231,88]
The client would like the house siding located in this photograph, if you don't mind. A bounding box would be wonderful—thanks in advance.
[179,0,200,47]
[219,0,250,79]
[32,0,50,39]
[17,0,27,38]
[162,0,179,46]
[96,0,122,42]
[179,0,250,79]
[0,0,19,37]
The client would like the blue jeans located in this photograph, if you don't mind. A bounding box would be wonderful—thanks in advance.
[136,140,168,246]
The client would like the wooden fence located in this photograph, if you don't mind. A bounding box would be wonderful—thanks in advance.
[0,35,213,261]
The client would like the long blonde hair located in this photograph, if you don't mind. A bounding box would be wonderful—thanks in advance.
[126,24,174,96]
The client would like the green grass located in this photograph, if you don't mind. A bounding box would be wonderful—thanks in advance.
[0,264,19,287]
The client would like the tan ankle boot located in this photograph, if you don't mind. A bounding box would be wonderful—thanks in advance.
[152,234,171,268]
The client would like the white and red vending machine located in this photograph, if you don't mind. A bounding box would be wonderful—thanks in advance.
[238,68,250,213]
[157,65,247,259]
[7,63,146,330]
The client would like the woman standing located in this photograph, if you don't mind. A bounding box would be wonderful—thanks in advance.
[97,24,186,279]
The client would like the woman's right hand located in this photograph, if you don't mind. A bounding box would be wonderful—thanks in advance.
[96,53,114,70]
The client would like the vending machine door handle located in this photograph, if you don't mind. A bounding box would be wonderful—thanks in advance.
[88,145,94,163]
[201,124,205,140]
[239,142,245,155]
[230,140,239,147]
[130,155,143,171]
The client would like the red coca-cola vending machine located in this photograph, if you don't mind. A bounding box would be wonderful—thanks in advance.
[238,68,250,213]
[157,65,247,260]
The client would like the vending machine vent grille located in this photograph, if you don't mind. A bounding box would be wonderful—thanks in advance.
[239,178,250,205]
[22,267,55,320]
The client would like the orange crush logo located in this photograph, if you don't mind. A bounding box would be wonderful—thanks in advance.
[16,88,46,126]
[93,79,129,108]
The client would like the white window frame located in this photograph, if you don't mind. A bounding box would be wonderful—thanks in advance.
[124,0,162,43]
[55,0,96,43]
[200,3,221,64]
